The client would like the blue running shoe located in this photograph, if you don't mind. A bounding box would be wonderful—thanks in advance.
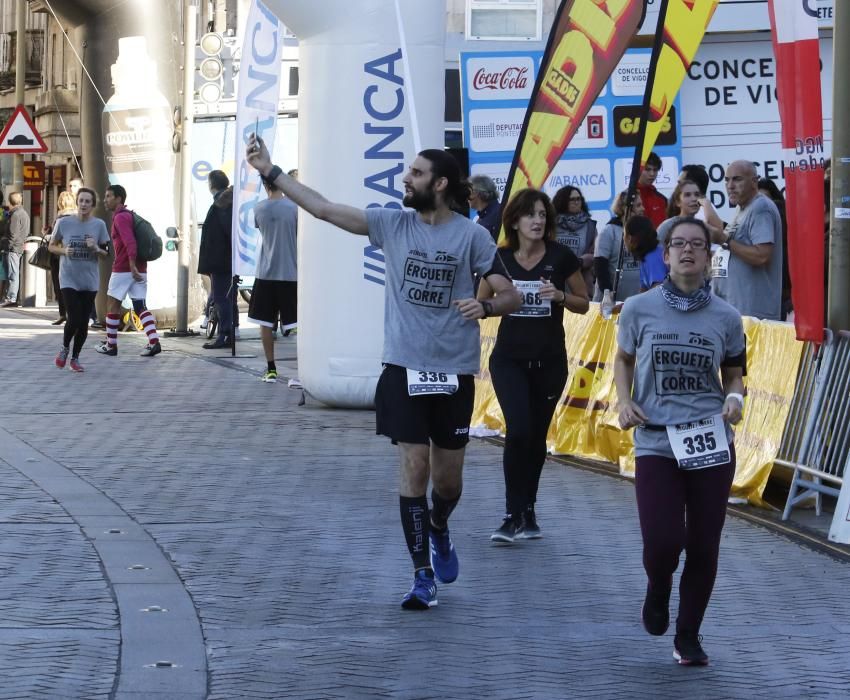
[429,527,459,584]
[401,570,438,610]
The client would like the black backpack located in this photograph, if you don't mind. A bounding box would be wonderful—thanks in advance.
[132,211,163,262]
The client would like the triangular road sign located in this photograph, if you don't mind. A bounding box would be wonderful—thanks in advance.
[0,105,48,154]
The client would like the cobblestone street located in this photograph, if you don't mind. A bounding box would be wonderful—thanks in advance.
[2,308,849,699]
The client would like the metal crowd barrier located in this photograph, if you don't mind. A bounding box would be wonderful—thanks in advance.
[777,330,850,520]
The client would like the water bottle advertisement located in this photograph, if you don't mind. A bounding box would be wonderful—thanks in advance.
[102,36,178,311]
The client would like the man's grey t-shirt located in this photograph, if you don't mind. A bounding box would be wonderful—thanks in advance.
[9,207,30,253]
[593,221,639,302]
[52,216,111,291]
[617,287,746,458]
[253,197,297,281]
[712,193,783,320]
[366,208,497,375]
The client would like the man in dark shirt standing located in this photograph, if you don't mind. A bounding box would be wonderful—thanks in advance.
[198,170,235,349]
[468,175,501,242]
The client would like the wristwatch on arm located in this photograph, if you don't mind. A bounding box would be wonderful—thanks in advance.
[262,165,283,184]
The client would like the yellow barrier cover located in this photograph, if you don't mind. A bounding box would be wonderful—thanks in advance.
[473,308,803,506]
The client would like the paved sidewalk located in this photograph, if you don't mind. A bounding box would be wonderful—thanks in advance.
[2,307,850,700]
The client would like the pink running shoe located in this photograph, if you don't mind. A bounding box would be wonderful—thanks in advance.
[69,358,84,372]
[55,347,69,369]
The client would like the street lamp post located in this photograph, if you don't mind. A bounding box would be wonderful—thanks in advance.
[828,1,849,332]
[175,0,197,334]
[12,0,26,193]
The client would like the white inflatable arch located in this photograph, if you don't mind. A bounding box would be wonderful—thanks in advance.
[263,0,446,408]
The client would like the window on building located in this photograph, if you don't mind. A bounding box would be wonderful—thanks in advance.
[444,69,461,123]
[48,32,55,89]
[466,0,542,41]
[288,66,299,97]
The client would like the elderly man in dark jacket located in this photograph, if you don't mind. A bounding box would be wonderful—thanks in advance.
[198,170,235,348]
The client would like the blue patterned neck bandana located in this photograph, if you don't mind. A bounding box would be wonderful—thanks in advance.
[660,277,712,312]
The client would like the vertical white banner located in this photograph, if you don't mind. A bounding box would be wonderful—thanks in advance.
[262,0,446,407]
[232,0,283,276]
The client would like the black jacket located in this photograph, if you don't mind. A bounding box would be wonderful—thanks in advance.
[198,187,233,275]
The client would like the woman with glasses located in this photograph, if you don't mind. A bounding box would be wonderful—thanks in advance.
[478,188,589,543]
[553,186,596,296]
[614,216,746,667]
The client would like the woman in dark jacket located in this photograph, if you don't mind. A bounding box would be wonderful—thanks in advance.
[198,170,234,348]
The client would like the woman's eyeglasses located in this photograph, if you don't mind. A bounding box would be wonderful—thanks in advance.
[668,238,708,250]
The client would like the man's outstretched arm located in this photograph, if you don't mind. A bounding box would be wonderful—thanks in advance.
[246,134,369,236]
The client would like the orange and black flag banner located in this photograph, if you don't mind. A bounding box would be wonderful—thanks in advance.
[497,0,647,243]
[625,0,719,210]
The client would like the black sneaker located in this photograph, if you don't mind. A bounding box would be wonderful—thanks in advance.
[673,631,709,666]
[519,507,542,539]
[490,515,523,544]
[641,583,671,636]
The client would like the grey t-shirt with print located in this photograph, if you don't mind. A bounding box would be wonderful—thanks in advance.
[52,216,111,292]
[366,208,497,375]
[253,197,298,281]
[617,287,746,459]
[555,215,597,258]
[711,193,783,320]
[593,221,639,302]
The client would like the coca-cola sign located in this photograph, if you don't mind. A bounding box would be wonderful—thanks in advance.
[466,56,535,100]
[473,66,529,92]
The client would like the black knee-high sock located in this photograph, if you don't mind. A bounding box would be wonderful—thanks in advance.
[399,495,431,570]
[430,488,461,531]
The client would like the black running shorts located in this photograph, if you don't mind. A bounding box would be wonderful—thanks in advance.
[375,364,475,450]
[247,279,297,329]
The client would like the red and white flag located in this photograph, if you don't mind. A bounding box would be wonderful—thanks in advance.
[768,0,826,342]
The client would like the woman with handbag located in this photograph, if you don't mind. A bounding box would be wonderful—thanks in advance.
[48,188,110,372]
[43,191,78,325]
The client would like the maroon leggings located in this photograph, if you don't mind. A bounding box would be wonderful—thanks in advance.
[634,446,736,633]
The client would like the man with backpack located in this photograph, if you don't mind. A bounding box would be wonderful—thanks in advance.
[97,184,162,357]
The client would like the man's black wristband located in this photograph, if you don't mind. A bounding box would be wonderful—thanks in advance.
[262,165,283,184]
[481,300,494,318]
